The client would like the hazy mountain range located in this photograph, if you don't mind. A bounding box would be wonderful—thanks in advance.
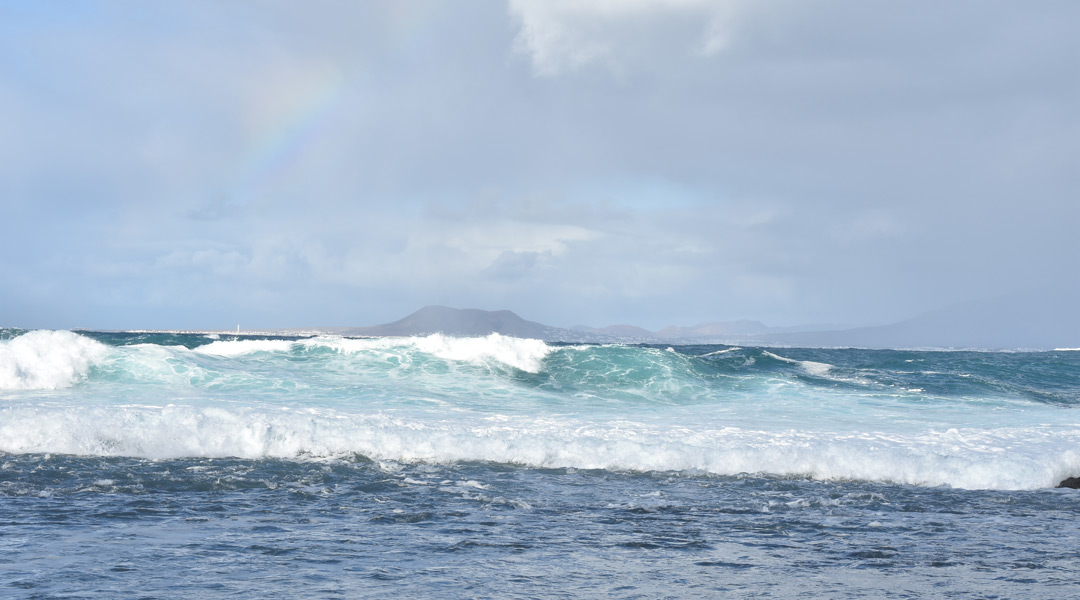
[326,306,569,340]
[323,290,1079,350]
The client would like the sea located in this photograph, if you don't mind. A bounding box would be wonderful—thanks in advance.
[2,329,1079,598]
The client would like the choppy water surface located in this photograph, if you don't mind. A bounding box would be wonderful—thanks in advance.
[2,330,1079,597]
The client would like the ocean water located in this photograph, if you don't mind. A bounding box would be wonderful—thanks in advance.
[2,329,1079,598]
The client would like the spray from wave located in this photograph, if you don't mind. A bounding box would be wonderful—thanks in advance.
[2,403,1078,489]
[193,333,553,373]
[0,330,109,390]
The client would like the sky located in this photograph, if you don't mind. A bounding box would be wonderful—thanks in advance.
[1,0,1077,331]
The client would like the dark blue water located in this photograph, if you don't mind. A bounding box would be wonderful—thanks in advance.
[3,455,1080,598]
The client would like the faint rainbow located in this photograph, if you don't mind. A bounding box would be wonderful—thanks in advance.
[230,72,346,206]
[227,6,444,206]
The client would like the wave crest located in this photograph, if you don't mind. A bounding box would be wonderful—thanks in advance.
[193,333,553,373]
[0,330,110,390]
[2,403,1077,490]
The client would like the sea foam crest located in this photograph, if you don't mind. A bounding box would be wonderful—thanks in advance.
[193,339,294,357]
[315,333,553,373]
[399,333,552,373]
[762,351,833,376]
[191,333,553,373]
[0,330,109,390]
[2,404,1078,490]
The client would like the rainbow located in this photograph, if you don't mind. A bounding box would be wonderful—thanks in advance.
[226,4,449,207]
[230,71,346,207]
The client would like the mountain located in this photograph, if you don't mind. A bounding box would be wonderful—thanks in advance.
[319,289,1079,349]
[655,320,769,339]
[570,324,656,339]
[761,291,1080,350]
[333,306,574,339]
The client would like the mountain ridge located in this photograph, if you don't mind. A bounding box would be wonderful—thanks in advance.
[317,291,1079,350]
[329,305,577,340]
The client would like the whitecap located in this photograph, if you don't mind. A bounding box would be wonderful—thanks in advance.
[2,403,1077,490]
[701,347,741,357]
[762,351,834,377]
[301,333,553,373]
[192,339,295,357]
[0,330,109,390]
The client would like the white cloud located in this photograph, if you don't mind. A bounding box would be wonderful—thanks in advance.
[508,0,741,76]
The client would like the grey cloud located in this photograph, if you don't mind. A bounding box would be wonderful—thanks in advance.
[483,250,546,281]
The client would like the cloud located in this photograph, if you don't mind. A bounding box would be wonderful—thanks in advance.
[508,0,741,76]
[416,220,598,263]
[483,250,547,281]
[1,1,1076,332]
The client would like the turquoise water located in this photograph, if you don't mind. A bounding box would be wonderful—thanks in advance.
[2,330,1079,597]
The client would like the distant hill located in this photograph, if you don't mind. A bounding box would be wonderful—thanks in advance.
[762,291,1080,350]
[570,324,656,339]
[325,306,824,344]
[334,306,574,339]
[317,290,1079,349]
[655,320,769,339]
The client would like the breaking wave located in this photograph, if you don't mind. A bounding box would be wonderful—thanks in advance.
[2,329,1079,489]
[193,333,553,373]
[1,403,1078,490]
[0,330,109,390]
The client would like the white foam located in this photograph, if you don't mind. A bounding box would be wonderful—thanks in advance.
[193,339,294,356]
[409,333,551,373]
[185,333,552,373]
[1,403,1077,490]
[0,330,110,390]
[701,347,741,357]
[303,333,553,373]
[763,351,834,377]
